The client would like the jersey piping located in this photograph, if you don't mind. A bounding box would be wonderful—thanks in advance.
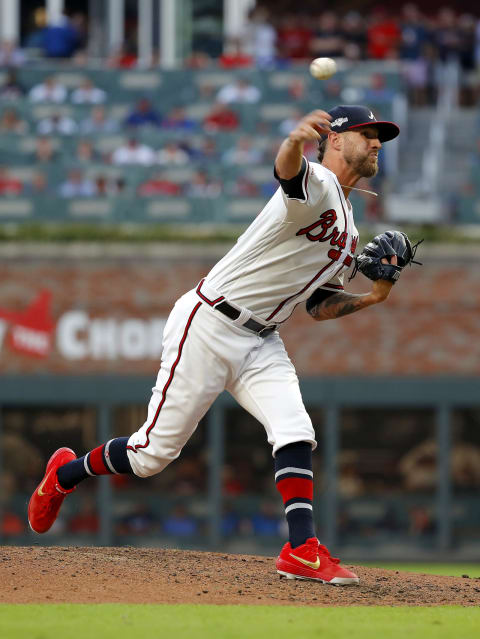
[266,259,339,322]
[127,302,201,454]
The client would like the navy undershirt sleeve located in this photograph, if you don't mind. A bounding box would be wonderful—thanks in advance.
[274,157,307,199]
[306,287,336,314]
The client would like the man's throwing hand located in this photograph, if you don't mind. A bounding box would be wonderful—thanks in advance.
[289,110,332,143]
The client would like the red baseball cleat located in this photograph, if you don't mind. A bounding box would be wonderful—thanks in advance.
[276,537,359,585]
[28,447,77,533]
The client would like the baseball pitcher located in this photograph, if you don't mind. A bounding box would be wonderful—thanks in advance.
[29,105,418,585]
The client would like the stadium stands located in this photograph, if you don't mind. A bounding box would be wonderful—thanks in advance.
[0,64,406,226]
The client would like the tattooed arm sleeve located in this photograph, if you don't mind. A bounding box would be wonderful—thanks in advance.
[306,289,376,321]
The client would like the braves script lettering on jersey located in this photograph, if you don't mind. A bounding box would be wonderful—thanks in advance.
[125,157,359,477]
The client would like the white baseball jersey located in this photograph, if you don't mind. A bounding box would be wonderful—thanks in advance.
[127,157,360,477]
[205,158,359,323]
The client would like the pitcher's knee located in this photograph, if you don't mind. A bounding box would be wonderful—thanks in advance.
[126,446,180,478]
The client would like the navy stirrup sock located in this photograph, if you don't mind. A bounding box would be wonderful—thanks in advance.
[275,441,316,549]
[57,437,133,490]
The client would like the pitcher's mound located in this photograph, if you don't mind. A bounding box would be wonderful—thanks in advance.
[2,546,479,606]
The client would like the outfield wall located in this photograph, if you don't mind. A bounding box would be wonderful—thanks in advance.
[1,243,479,376]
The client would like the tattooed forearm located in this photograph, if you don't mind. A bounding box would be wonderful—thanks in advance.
[308,291,373,321]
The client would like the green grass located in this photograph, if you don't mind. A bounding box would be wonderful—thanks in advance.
[2,566,479,638]
[365,563,480,578]
[0,221,477,244]
[1,604,479,639]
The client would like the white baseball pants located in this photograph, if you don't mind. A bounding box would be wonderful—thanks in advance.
[126,288,316,478]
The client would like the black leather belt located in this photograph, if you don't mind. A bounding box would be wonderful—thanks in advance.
[215,301,277,337]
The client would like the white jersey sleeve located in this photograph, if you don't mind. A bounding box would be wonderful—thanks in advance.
[318,270,345,292]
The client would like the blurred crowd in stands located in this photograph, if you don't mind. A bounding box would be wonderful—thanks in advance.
[0,71,310,203]
[1,406,480,544]
[1,3,480,222]
[1,4,480,97]
[4,4,479,68]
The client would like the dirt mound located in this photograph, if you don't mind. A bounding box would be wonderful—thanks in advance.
[1,546,479,606]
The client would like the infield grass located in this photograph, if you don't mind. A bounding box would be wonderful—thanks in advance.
[365,563,480,578]
[1,604,480,639]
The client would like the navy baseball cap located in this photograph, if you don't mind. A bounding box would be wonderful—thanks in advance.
[325,105,400,142]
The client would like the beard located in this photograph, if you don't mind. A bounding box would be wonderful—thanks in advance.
[345,150,379,178]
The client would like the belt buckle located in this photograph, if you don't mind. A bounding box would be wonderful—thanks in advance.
[258,325,276,337]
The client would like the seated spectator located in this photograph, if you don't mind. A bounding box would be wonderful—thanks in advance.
[32,137,57,164]
[242,7,277,68]
[161,106,197,131]
[230,176,260,197]
[203,102,239,132]
[0,40,26,66]
[75,139,100,164]
[111,138,156,166]
[399,438,480,491]
[168,457,206,495]
[43,12,82,58]
[2,509,25,536]
[276,14,312,60]
[408,506,436,537]
[367,8,401,59]
[399,4,429,62]
[138,172,182,196]
[278,108,303,137]
[222,464,247,496]
[117,503,156,536]
[0,108,29,134]
[222,136,264,165]
[162,505,198,537]
[190,137,219,162]
[457,13,476,75]
[71,78,106,104]
[68,496,99,534]
[24,6,47,49]
[0,166,22,195]
[157,141,190,166]
[338,451,366,498]
[433,7,461,64]
[219,37,253,68]
[287,78,306,101]
[222,504,241,536]
[90,174,126,197]
[58,169,95,197]
[363,73,397,104]
[107,44,137,69]
[184,50,212,69]
[24,172,49,195]
[186,170,221,198]
[37,112,78,135]
[92,174,110,196]
[80,105,119,134]
[324,78,343,101]
[310,11,345,59]
[341,11,367,60]
[114,176,127,194]
[216,77,261,104]
[250,502,282,536]
[0,69,25,100]
[29,75,67,103]
[259,179,278,198]
[125,98,161,128]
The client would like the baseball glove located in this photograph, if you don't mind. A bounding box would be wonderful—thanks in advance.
[349,230,422,284]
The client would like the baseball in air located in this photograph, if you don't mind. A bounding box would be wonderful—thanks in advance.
[309,57,337,80]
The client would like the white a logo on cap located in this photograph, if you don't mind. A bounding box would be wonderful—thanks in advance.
[331,117,348,128]
[368,111,375,119]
